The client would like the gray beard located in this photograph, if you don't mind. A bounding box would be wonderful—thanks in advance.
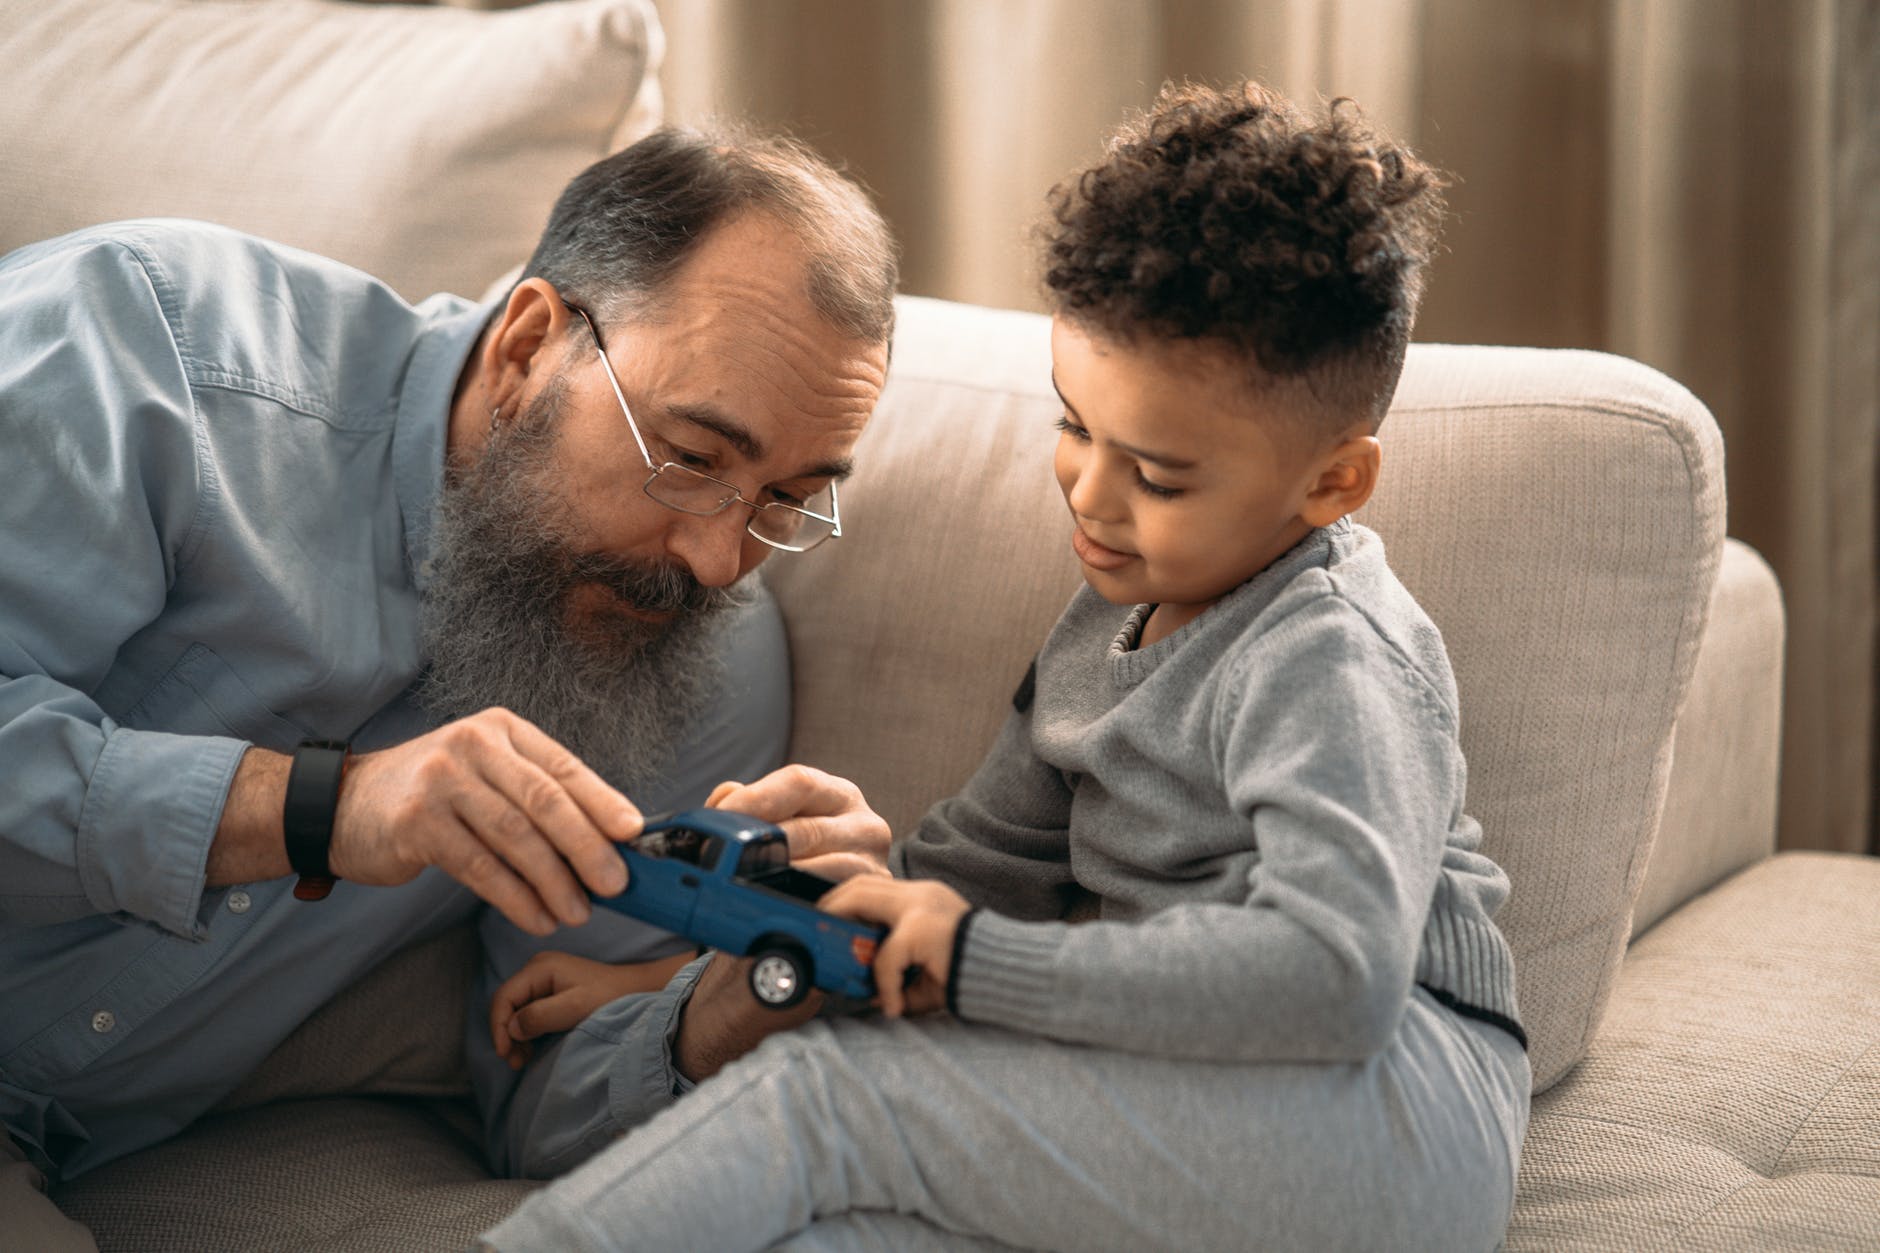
[418,377,740,795]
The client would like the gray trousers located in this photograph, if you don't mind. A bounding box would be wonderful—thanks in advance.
[482,986,1530,1252]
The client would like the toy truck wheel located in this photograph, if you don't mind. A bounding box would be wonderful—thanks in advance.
[748,942,813,1010]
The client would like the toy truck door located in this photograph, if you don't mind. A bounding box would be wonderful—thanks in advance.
[624,828,724,935]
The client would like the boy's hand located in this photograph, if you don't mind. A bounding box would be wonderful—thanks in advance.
[705,766,891,882]
[488,949,695,1070]
[818,877,971,1018]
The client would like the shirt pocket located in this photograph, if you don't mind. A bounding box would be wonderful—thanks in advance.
[115,643,308,751]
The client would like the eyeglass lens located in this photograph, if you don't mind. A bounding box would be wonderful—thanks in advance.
[644,464,837,548]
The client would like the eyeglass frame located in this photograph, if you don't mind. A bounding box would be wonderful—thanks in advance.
[561,299,844,554]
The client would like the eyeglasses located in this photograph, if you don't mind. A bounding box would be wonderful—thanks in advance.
[563,300,843,553]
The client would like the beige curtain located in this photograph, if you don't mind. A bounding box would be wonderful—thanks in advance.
[650,0,1877,857]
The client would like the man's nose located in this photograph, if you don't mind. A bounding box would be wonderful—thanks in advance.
[664,507,751,588]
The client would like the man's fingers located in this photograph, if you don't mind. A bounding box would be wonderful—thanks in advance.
[450,781,593,927]
[712,765,853,826]
[487,719,635,898]
[437,821,559,936]
[503,714,642,837]
[793,851,891,883]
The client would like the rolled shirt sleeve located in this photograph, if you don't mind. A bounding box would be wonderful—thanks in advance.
[0,236,244,939]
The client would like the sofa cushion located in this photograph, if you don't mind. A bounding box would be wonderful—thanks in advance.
[1363,345,1727,1089]
[1509,852,1880,1250]
[54,1096,534,1251]
[0,0,662,301]
[1631,540,1786,934]
[769,303,1727,1093]
[213,927,478,1115]
[764,295,1085,838]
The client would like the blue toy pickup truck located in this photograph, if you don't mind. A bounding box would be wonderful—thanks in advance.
[591,808,885,1010]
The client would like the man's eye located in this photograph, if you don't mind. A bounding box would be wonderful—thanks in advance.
[1053,414,1090,442]
[665,446,714,471]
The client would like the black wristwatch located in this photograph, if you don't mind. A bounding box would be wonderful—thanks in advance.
[284,739,350,901]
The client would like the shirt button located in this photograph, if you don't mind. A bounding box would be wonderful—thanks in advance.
[228,890,252,914]
[91,1010,116,1034]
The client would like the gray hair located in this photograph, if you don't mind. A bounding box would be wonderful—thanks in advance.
[521,123,898,345]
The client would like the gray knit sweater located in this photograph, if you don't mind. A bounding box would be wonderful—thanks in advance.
[892,518,1523,1063]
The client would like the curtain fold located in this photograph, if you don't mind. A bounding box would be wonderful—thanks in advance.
[648,0,1875,855]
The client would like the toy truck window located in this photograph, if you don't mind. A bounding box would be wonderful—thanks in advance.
[636,828,722,871]
[737,839,788,877]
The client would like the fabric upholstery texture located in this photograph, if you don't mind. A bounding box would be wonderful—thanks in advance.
[1509,852,1880,1251]
[768,301,1729,1093]
[1631,541,1786,934]
[54,1097,535,1251]
[0,0,662,301]
[213,929,477,1115]
[1359,344,1727,1092]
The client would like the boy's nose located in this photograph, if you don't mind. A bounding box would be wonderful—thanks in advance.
[1065,464,1120,522]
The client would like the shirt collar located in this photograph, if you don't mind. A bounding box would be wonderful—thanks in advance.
[392,295,500,593]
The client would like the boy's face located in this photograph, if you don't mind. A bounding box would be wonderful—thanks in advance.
[1049,318,1366,639]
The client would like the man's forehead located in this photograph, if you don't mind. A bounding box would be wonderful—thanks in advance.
[661,400,859,481]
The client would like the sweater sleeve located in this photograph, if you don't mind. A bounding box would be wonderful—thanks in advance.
[890,684,1079,923]
[949,595,1460,1062]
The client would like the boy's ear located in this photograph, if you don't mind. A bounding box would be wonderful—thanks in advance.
[1299,435,1381,528]
[480,278,567,411]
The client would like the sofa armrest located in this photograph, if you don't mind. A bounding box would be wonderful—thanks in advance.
[1629,539,1786,935]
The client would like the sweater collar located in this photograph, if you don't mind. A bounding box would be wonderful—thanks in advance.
[1108,518,1350,685]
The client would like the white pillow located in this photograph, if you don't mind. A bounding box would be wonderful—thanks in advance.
[0,0,662,299]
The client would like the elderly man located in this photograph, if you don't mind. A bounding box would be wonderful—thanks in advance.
[0,125,896,1245]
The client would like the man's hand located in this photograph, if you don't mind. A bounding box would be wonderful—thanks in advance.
[704,765,890,882]
[668,765,892,1084]
[819,877,971,1018]
[489,949,695,1070]
[331,708,640,936]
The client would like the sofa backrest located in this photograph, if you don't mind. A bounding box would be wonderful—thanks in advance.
[0,0,662,302]
[767,295,1728,1091]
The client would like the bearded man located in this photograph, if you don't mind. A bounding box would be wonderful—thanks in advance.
[0,125,897,1244]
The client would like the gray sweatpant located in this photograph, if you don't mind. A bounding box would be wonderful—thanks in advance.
[481,986,1530,1252]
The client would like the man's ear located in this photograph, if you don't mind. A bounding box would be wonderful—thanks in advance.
[480,278,568,412]
[1299,435,1382,528]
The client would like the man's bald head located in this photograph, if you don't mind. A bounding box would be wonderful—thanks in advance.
[519,124,898,349]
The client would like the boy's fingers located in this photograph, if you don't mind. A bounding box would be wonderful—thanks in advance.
[513,988,595,1040]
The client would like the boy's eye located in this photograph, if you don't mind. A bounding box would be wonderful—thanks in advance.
[1134,470,1183,500]
[1053,414,1090,442]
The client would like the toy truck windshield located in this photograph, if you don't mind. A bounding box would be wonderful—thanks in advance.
[636,827,722,870]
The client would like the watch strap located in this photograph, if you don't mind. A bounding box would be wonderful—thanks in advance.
[284,740,349,901]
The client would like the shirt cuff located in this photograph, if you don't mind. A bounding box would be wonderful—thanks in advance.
[75,726,248,940]
[606,952,713,1132]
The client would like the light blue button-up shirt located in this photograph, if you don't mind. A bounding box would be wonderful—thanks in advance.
[0,221,790,1180]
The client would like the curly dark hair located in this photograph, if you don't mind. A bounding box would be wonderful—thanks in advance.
[1042,81,1447,433]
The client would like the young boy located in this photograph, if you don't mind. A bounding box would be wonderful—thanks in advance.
[481,80,1530,1252]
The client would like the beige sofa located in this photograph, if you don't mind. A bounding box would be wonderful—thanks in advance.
[7,1,1877,1249]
